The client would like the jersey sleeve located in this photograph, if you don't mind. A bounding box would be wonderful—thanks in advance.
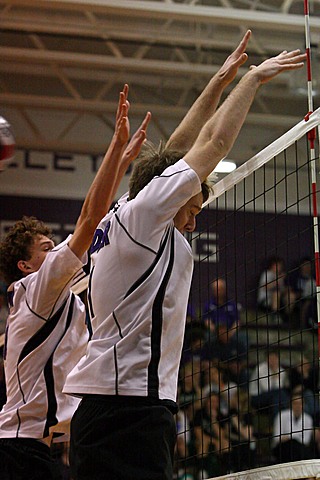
[119,159,201,248]
[25,237,87,320]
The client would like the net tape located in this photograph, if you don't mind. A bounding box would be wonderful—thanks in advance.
[204,108,320,206]
[211,459,320,480]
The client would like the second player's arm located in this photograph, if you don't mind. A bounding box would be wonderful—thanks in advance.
[166,30,251,151]
[184,49,306,182]
[69,86,150,259]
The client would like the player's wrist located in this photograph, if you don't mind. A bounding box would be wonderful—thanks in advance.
[242,68,262,88]
[111,132,129,149]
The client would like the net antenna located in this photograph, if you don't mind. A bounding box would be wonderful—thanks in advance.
[304,0,320,359]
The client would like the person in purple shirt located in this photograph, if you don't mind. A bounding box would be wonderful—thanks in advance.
[203,278,248,386]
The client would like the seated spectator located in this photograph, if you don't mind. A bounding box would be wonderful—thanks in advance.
[287,354,319,420]
[228,388,257,472]
[272,387,314,463]
[249,348,289,418]
[201,362,237,417]
[295,257,316,297]
[290,257,316,329]
[203,278,239,336]
[175,408,194,480]
[257,256,297,323]
[177,370,202,479]
[202,278,249,386]
[193,391,230,478]
[178,361,202,423]
[181,327,207,367]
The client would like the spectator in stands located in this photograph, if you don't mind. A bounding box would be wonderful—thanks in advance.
[272,387,314,463]
[202,278,249,386]
[249,347,289,418]
[178,361,202,424]
[257,256,297,323]
[201,362,237,417]
[287,354,319,420]
[203,278,239,336]
[175,407,194,480]
[228,388,257,472]
[181,326,207,367]
[290,257,316,329]
[193,391,230,478]
[177,366,203,480]
[294,257,316,298]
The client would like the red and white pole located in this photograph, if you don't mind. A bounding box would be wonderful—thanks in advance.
[304,0,320,355]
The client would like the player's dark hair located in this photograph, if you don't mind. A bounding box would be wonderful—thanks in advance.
[0,216,53,285]
[128,141,212,203]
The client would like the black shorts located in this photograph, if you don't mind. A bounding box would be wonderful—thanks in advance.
[0,438,63,480]
[70,395,177,480]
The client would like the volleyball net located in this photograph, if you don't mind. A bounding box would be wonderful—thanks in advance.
[176,109,320,480]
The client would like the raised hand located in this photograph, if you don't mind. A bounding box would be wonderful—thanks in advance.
[114,84,130,145]
[249,49,306,85]
[122,111,151,166]
[219,30,251,85]
[114,84,151,166]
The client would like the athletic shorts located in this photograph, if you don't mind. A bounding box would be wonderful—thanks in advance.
[70,395,177,480]
[0,437,63,480]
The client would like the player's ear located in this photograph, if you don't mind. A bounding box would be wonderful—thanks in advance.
[17,260,32,275]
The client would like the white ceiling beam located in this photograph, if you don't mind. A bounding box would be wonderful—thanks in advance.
[0,62,206,89]
[0,92,301,127]
[1,0,319,32]
[0,46,293,85]
[1,18,302,54]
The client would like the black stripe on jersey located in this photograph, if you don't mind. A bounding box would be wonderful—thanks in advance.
[7,290,14,308]
[113,345,119,395]
[112,227,171,395]
[115,213,157,255]
[155,167,190,179]
[21,264,84,322]
[148,227,175,399]
[20,282,47,322]
[124,227,171,299]
[43,355,57,437]
[86,267,95,340]
[15,295,74,437]
[43,294,76,437]
[112,311,123,339]
[18,300,67,364]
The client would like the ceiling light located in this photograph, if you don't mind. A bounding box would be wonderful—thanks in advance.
[213,159,237,173]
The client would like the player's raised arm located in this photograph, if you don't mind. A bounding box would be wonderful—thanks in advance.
[112,109,151,196]
[69,85,151,259]
[184,48,306,182]
[166,30,251,151]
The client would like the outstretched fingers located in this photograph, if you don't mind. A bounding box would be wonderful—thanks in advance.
[115,114,130,145]
[234,30,251,56]
[220,30,251,84]
[250,49,306,84]
[122,111,152,164]
[116,84,130,125]
[137,111,152,137]
[281,50,307,69]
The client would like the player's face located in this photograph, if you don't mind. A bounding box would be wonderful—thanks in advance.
[23,235,55,274]
[173,192,203,234]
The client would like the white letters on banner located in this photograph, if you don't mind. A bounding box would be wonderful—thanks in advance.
[0,149,132,200]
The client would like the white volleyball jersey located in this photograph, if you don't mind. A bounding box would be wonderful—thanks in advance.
[64,159,201,404]
[0,238,89,440]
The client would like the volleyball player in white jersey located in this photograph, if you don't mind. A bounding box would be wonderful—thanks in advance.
[0,86,150,480]
[64,34,306,480]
